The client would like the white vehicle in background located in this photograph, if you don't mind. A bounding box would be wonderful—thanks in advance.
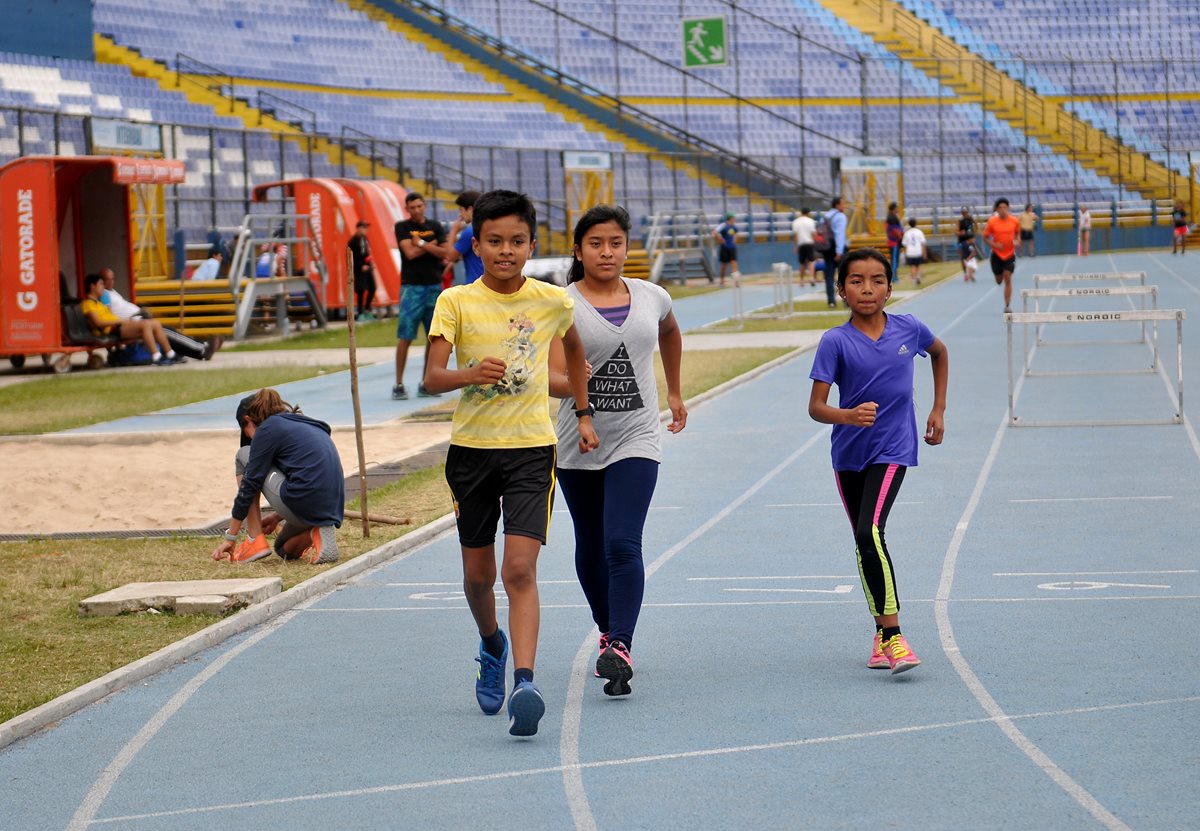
[523,257,573,286]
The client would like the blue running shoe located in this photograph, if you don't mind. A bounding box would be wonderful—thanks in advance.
[507,680,545,737]
[475,630,508,715]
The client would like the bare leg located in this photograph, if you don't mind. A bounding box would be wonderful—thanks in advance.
[150,320,171,353]
[394,340,411,386]
[462,543,500,641]
[500,534,542,672]
[1003,271,1013,308]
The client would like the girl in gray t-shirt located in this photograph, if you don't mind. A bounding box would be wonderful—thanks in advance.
[549,206,687,697]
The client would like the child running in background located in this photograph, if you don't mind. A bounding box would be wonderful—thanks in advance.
[901,218,926,285]
[549,205,687,697]
[807,249,948,675]
[424,190,598,737]
[963,242,978,283]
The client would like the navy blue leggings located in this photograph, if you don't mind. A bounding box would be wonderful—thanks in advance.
[556,457,659,649]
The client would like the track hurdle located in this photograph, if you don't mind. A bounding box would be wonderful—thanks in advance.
[1020,285,1160,372]
[1005,308,1186,427]
[1030,272,1150,345]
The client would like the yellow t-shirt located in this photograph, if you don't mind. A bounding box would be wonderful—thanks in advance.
[80,297,119,335]
[429,277,575,449]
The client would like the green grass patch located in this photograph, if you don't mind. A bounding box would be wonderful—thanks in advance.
[0,465,453,724]
[227,319,418,352]
[0,366,342,435]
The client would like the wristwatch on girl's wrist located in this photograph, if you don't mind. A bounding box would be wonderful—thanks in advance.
[574,403,595,418]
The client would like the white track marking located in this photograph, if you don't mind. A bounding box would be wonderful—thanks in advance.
[723,586,854,594]
[92,696,1200,825]
[302,594,1200,613]
[995,570,1197,577]
[934,258,1134,831]
[937,419,1132,824]
[67,610,304,831]
[1008,495,1172,503]
[67,545,428,830]
[686,575,857,581]
[766,501,923,508]
[559,426,831,830]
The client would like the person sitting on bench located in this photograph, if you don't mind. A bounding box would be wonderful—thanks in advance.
[81,273,181,365]
[99,267,145,320]
[211,389,344,564]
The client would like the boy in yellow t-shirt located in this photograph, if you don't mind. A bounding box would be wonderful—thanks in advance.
[424,190,597,738]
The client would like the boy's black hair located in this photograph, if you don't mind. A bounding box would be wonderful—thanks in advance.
[993,197,1010,210]
[455,190,481,209]
[472,189,537,239]
[908,217,918,227]
[831,195,844,209]
[83,272,104,292]
[800,206,811,215]
[404,192,424,204]
[836,247,892,289]
[569,204,631,284]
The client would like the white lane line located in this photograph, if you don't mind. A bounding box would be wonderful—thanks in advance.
[1008,495,1172,503]
[92,695,1200,826]
[723,586,854,594]
[302,594,1200,612]
[1139,253,1200,460]
[935,290,1135,831]
[68,609,305,831]
[560,426,831,831]
[766,501,923,508]
[995,570,1198,577]
[687,575,857,581]
[384,580,578,587]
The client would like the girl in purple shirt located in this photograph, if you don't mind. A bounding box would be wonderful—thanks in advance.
[808,249,948,674]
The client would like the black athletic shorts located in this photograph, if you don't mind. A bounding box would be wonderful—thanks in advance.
[797,243,814,264]
[718,245,737,264]
[1020,230,1034,240]
[445,444,556,547]
[990,253,1016,277]
[907,256,924,267]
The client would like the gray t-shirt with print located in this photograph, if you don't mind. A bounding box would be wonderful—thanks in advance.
[555,278,672,470]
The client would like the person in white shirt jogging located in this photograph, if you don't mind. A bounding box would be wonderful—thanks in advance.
[792,208,817,286]
[900,218,926,285]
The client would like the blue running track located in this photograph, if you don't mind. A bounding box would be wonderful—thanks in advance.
[2,253,1197,829]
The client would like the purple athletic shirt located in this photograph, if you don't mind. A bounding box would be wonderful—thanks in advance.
[809,313,935,472]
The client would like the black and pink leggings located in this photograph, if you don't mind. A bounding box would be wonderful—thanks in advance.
[835,464,907,617]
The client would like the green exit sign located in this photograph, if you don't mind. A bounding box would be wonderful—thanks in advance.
[682,17,728,68]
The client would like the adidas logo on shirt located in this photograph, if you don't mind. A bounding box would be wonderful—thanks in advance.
[898,344,910,355]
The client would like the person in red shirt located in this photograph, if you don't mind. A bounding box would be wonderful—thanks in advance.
[984,197,1021,313]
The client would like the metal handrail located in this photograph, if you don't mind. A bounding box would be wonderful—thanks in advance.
[256,91,317,133]
[175,52,235,111]
[407,0,840,198]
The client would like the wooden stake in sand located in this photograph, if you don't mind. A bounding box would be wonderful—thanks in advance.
[346,263,371,538]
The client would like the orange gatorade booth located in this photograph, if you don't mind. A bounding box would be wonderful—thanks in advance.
[334,178,409,305]
[252,178,360,313]
[0,155,184,370]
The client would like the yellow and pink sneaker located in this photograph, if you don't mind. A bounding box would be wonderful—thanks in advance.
[882,634,922,675]
[868,631,891,669]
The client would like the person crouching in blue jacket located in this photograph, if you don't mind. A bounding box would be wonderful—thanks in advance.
[211,388,344,564]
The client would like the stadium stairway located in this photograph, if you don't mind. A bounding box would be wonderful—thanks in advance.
[347,0,806,212]
[818,0,1187,202]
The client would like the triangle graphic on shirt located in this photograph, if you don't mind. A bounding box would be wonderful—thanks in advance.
[589,342,644,412]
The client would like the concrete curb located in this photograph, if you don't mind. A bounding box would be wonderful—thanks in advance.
[0,513,456,750]
[0,341,819,750]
